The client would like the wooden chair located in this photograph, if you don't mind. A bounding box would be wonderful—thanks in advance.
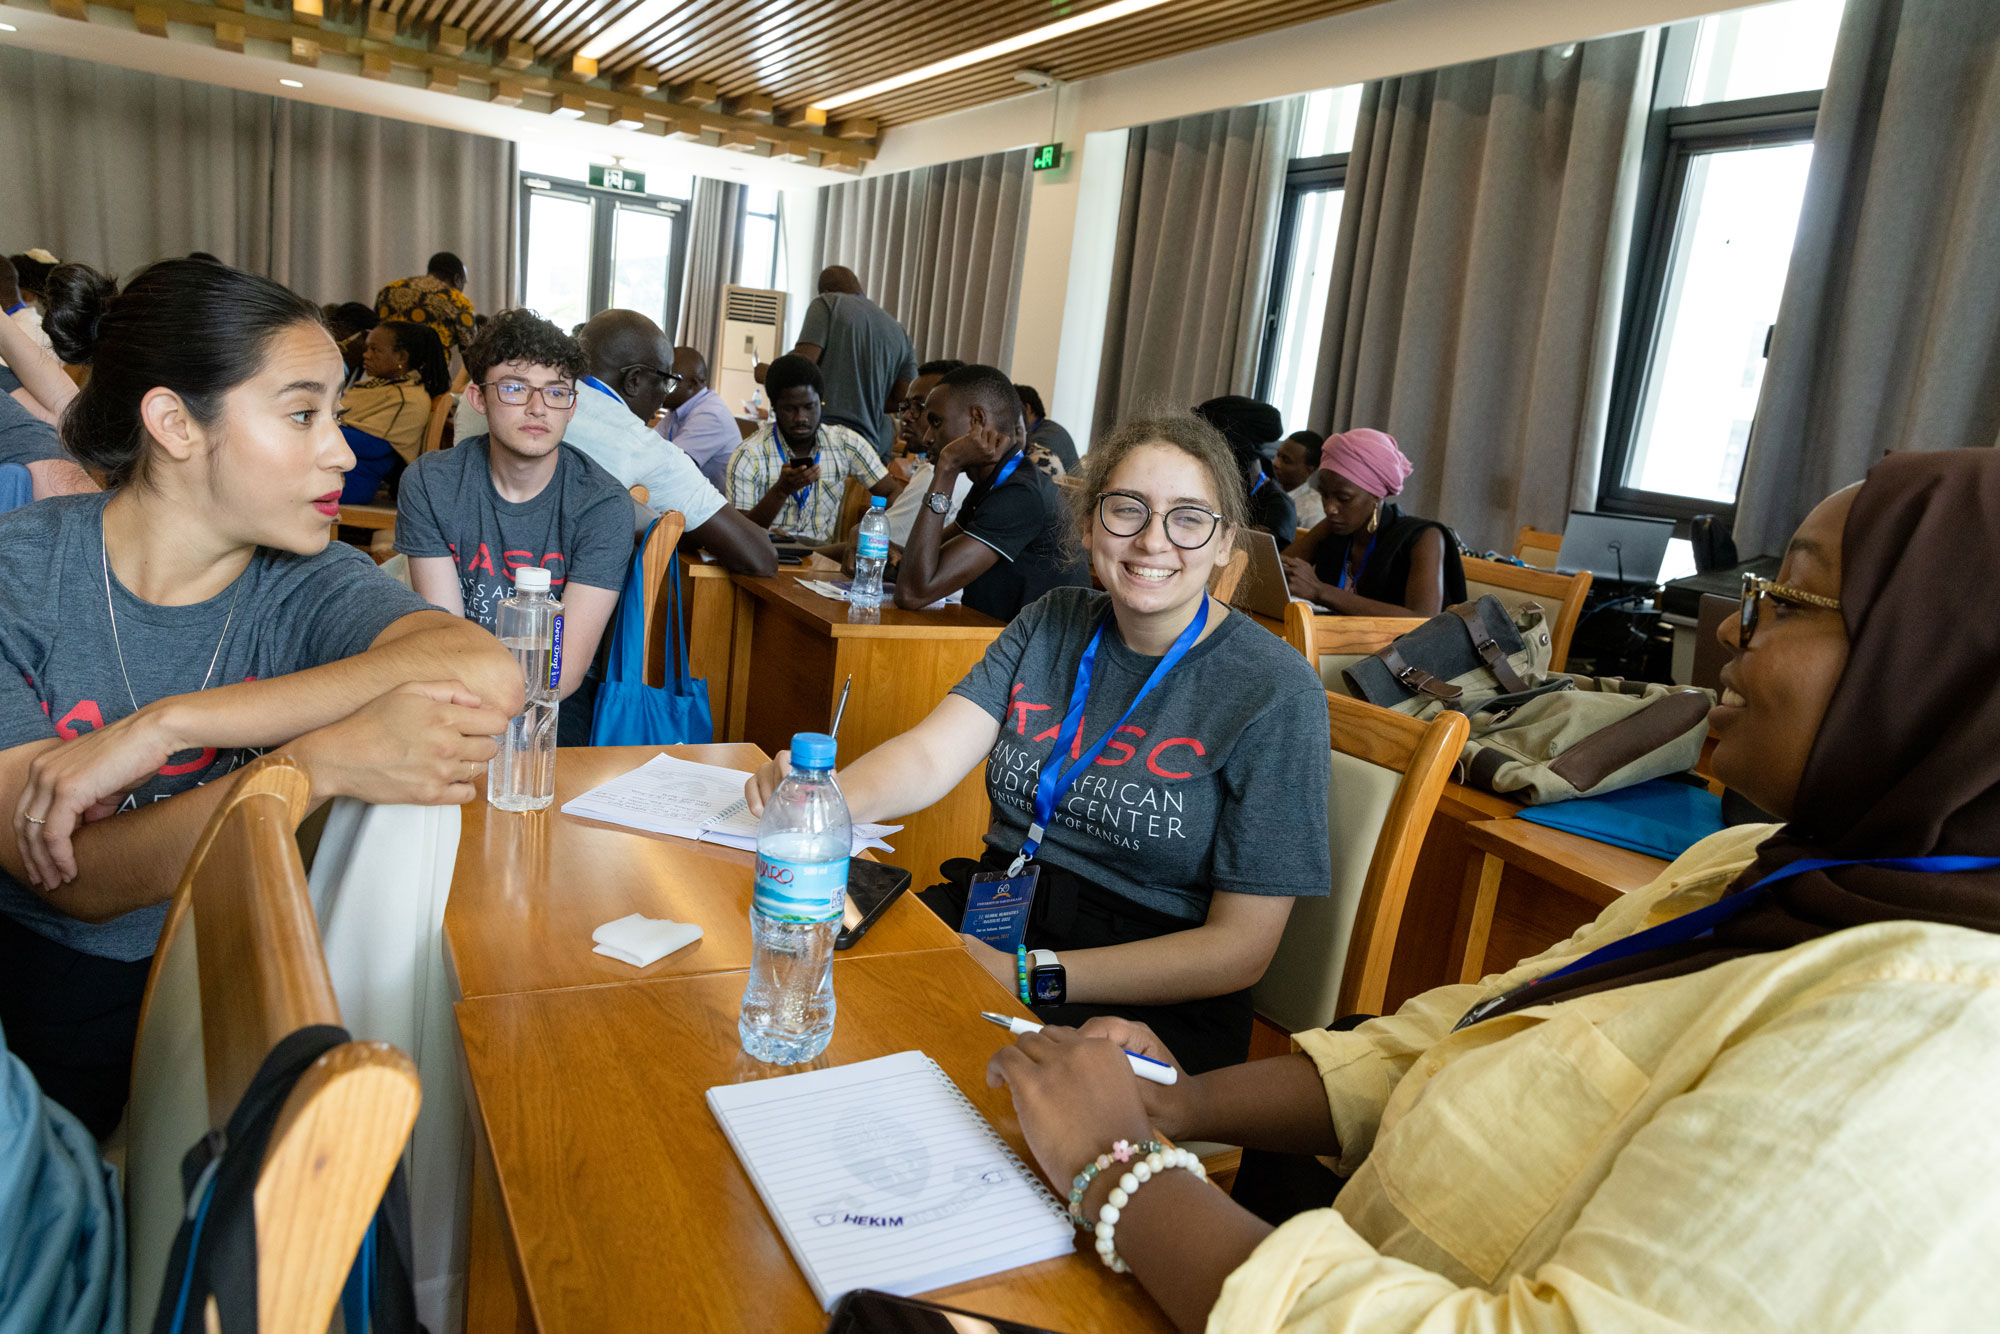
[834,475,871,544]
[1253,693,1470,1028]
[1280,602,1427,695]
[1208,546,1250,601]
[638,509,689,688]
[422,392,456,454]
[629,483,650,507]
[1513,525,1564,570]
[1461,555,1592,672]
[125,756,420,1331]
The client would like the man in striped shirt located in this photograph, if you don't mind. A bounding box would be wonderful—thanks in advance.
[727,354,896,544]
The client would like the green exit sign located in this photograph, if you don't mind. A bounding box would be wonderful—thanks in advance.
[1031,143,1063,171]
[590,165,646,194]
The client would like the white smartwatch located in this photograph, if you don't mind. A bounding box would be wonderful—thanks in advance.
[1026,949,1066,1007]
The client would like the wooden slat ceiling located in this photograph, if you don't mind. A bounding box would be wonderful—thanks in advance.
[373,0,1394,128]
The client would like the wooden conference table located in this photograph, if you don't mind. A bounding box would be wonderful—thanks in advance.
[447,745,1171,1332]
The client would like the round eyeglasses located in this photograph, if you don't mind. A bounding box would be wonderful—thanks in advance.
[1095,493,1223,550]
[482,379,578,409]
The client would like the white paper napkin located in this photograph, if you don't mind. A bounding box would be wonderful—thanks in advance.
[592,913,704,967]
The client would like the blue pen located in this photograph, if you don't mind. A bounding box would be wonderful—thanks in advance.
[980,1011,1178,1086]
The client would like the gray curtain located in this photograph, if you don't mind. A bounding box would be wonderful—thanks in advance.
[1307,36,1650,552]
[0,46,515,314]
[1092,102,1300,441]
[813,149,1033,368]
[266,101,515,314]
[1732,0,2000,556]
[0,45,268,273]
[677,176,745,360]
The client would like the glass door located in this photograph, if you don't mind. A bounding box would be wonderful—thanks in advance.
[519,176,687,336]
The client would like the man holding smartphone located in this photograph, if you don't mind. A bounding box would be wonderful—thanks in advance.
[728,354,897,544]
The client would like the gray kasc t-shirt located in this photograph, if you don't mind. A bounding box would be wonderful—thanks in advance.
[0,493,433,960]
[797,293,918,457]
[0,388,64,468]
[951,587,1332,921]
[395,435,636,630]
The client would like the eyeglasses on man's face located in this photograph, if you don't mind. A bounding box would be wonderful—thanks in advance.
[1738,572,1841,647]
[621,363,683,392]
[1095,493,1223,550]
[483,380,578,410]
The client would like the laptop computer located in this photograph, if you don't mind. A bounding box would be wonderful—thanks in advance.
[1555,511,1676,586]
[1228,529,1297,620]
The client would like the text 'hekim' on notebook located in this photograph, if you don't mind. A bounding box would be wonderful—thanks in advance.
[706,1050,1075,1310]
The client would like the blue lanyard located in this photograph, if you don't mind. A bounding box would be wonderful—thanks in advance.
[1335,531,1378,591]
[581,375,621,403]
[989,449,1026,492]
[1454,854,2000,1031]
[780,433,822,514]
[1007,598,1209,877]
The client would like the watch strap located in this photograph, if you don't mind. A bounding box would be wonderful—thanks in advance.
[1029,949,1058,970]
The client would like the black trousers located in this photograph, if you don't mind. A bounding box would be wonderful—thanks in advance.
[0,913,152,1139]
[922,848,1255,1076]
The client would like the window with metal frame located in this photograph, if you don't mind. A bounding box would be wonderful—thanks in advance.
[518,174,690,340]
[1599,0,1846,523]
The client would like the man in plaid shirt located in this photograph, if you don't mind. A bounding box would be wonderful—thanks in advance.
[728,354,896,543]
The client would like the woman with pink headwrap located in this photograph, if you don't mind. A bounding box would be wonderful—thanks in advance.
[1281,428,1466,617]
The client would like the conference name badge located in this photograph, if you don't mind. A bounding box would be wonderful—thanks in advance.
[960,867,1039,954]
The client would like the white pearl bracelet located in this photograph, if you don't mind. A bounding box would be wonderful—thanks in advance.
[1091,1146,1206,1273]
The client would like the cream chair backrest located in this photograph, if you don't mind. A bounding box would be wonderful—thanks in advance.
[1280,603,1427,697]
[1252,694,1468,1031]
[1461,555,1592,672]
[1514,525,1563,570]
[125,757,420,1333]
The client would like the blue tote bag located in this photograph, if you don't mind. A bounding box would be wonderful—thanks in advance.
[588,519,714,746]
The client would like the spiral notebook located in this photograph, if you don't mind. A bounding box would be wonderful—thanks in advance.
[707,1050,1075,1310]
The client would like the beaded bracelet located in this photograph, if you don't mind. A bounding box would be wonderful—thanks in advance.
[1067,1138,1164,1226]
[1016,945,1030,1004]
[1090,1145,1206,1273]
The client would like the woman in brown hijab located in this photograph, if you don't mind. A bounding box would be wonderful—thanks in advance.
[979,449,2000,1333]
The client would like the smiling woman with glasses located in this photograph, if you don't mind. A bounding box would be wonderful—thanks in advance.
[745,411,1334,1077]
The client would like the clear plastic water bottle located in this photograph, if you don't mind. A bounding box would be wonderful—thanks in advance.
[740,732,850,1064]
[851,495,890,609]
[488,566,562,813]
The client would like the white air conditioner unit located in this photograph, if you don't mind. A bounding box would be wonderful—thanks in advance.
[718,284,787,419]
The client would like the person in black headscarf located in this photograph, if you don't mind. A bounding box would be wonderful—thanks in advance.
[1194,395,1294,547]
[975,450,2000,1333]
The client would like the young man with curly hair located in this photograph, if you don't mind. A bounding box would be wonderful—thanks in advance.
[396,308,635,744]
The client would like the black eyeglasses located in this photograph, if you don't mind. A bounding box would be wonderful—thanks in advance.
[482,380,578,409]
[1738,573,1841,647]
[621,362,683,391]
[1095,493,1223,550]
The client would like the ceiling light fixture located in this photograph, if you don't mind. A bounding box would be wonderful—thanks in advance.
[279,78,304,88]
[811,0,1168,112]
[0,22,18,31]
[577,0,681,61]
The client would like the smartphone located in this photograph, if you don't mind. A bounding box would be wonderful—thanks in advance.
[836,859,912,950]
[824,1289,1063,1334]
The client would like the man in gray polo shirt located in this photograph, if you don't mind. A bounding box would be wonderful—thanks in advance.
[780,266,916,460]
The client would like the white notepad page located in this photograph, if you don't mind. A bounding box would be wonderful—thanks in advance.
[559,753,900,856]
[707,1050,1076,1310]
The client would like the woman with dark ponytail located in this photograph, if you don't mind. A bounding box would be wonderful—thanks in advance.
[337,318,449,502]
[0,258,522,1136]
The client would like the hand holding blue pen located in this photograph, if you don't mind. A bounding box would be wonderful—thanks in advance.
[980,1011,1178,1085]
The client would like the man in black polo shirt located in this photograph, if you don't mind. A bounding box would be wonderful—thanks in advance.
[893,363,1090,620]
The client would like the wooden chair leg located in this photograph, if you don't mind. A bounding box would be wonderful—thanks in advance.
[1455,854,1505,984]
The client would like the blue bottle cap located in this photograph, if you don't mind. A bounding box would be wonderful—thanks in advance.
[869,495,887,508]
[791,732,838,769]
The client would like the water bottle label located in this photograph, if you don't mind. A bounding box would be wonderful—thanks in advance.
[549,613,563,690]
[753,854,847,923]
[857,532,889,560]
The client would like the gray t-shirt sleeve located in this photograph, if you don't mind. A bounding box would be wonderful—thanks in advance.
[950,594,1053,720]
[565,489,637,592]
[265,542,436,667]
[1210,684,1333,896]
[0,390,63,467]
[393,455,453,559]
[798,295,833,348]
[895,337,917,386]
